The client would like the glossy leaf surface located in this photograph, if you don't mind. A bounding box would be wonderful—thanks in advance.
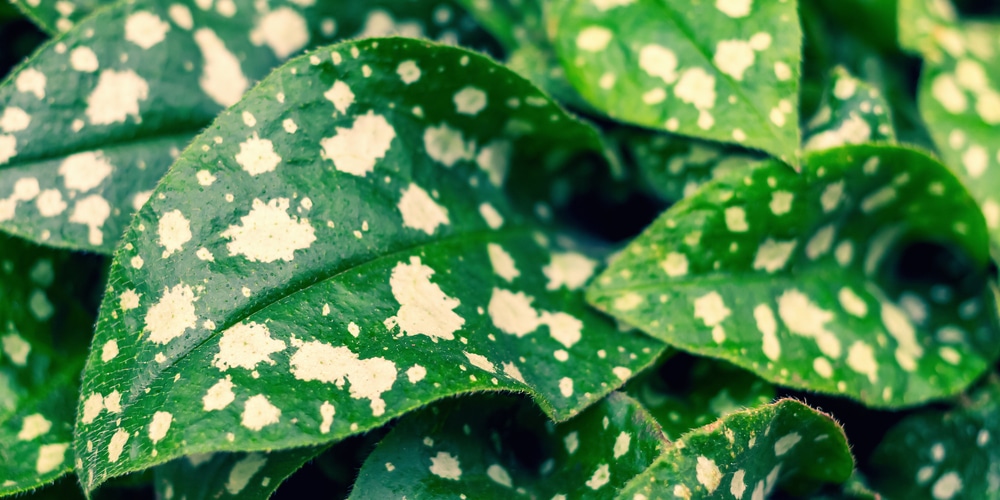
[588,144,1000,407]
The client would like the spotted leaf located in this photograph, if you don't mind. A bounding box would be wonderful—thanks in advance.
[0,233,102,495]
[870,379,1000,499]
[607,126,760,203]
[624,354,775,440]
[154,447,327,500]
[351,392,665,498]
[0,0,494,253]
[898,0,1000,249]
[587,144,1000,407]
[8,0,113,34]
[804,66,897,152]
[620,398,854,499]
[73,38,665,491]
[547,0,803,163]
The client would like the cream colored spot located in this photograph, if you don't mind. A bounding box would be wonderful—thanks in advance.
[241,394,281,431]
[157,209,192,258]
[289,340,397,416]
[125,12,171,49]
[212,321,286,371]
[221,198,316,263]
[144,283,198,345]
[235,134,282,176]
[194,28,249,107]
[386,256,464,341]
[86,70,149,125]
[398,183,449,235]
[321,111,396,176]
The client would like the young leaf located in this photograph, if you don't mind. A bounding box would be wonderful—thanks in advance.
[804,66,897,152]
[350,392,666,499]
[0,234,102,495]
[624,354,776,440]
[898,0,1000,249]
[870,379,1000,499]
[73,38,665,491]
[547,0,803,163]
[620,399,854,499]
[154,447,327,500]
[0,0,494,253]
[587,144,1000,408]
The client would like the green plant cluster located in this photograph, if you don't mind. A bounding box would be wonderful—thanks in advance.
[0,0,998,498]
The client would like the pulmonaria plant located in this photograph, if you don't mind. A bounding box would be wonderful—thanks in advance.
[0,0,998,498]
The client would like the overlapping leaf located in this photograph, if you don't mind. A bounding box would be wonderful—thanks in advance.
[0,0,494,253]
[547,0,803,163]
[899,0,1000,250]
[607,126,759,203]
[0,233,102,495]
[619,399,854,499]
[154,447,326,500]
[624,354,775,440]
[870,378,1000,499]
[351,392,665,498]
[804,66,897,152]
[73,38,665,491]
[588,144,1000,407]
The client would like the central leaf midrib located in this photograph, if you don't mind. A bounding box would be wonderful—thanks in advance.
[137,223,538,403]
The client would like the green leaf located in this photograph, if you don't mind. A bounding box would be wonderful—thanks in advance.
[0,0,495,253]
[350,392,666,498]
[73,38,665,491]
[154,447,327,499]
[547,0,803,163]
[898,0,1000,250]
[587,143,1000,407]
[624,354,775,440]
[619,398,854,499]
[607,126,760,203]
[804,66,897,152]
[0,233,102,495]
[870,378,1000,499]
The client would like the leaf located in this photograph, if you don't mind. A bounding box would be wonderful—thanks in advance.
[73,38,665,491]
[154,447,327,499]
[624,354,775,440]
[350,392,666,498]
[803,66,897,152]
[0,233,102,495]
[870,379,1000,499]
[898,0,1000,249]
[619,398,854,499]
[587,143,1000,408]
[0,0,495,253]
[607,126,760,203]
[547,0,803,163]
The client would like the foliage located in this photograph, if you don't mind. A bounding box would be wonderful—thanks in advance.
[1,0,998,498]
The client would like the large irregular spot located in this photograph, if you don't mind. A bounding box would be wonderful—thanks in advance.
[73,38,664,491]
[587,144,1000,407]
[349,392,664,499]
